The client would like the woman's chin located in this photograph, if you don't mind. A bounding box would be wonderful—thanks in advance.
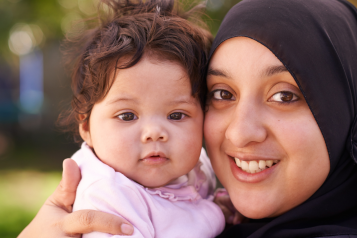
[238,207,277,220]
[229,194,284,219]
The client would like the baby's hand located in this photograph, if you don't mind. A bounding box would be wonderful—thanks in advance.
[214,188,244,225]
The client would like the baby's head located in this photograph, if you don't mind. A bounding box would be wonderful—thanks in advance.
[61,0,212,187]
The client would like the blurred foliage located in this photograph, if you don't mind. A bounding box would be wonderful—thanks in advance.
[1,0,356,61]
[0,0,64,60]
[0,170,61,237]
[0,0,242,61]
[1,0,357,59]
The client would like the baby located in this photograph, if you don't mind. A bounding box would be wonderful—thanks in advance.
[60,0,225,237]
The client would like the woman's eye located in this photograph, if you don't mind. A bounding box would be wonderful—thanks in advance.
[168,112,185,120]
[212,90,234,100]
[270,91,298,102]
[118,112,138,121]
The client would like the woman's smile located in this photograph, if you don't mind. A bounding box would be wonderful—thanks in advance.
[233,158,279,174]
[228,155,280,182]
[227,151,280,172]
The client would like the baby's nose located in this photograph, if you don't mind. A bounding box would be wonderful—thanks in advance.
[141,124,168,143]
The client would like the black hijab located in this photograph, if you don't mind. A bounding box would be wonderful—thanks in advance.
[210,0,357,237]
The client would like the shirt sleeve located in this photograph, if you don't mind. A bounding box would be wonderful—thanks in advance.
[79,178,155,238]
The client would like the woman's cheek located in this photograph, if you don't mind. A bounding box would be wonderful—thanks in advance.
[277,112,322,156]
[204,111,221,151]
[204,109,229,176]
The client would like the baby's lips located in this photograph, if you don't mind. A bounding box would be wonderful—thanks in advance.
[142,151,167,159]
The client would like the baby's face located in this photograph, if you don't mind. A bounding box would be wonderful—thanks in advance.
[80,56,204,188]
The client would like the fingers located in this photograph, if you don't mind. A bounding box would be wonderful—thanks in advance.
[47,159,81,212]
[232,211,245,225]
[62,159,81,190]
[62,210,134,236]
[214,193,245,224]
[18,202,81,238]
[221,206,234,223]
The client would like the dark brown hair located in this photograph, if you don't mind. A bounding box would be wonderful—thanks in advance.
[59,0,212,142]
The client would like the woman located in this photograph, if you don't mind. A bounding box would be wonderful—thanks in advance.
[206,0,357,236]
[19,0,357,237]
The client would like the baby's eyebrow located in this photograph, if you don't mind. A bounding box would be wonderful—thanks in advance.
[106,97,138,105]
[169,99,197,106]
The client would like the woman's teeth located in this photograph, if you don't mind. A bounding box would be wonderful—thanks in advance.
[234,157,279,173]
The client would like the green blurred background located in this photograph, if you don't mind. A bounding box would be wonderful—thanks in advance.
[1,0,357,237]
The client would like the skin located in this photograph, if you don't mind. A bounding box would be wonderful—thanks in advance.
[18,37,332,237]
[204,37,330,219]
[80,55,203,188]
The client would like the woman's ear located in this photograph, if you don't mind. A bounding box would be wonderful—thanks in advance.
[79,116,93,147]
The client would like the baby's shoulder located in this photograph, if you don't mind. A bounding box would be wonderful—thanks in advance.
[71,144,145,194]
[72,144,120,180]
[77,171,149,211]
[82,173,143,196]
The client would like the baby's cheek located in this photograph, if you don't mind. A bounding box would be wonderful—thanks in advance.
[183,132,202,156]
[179,126,203,165]
[93,127,139,170]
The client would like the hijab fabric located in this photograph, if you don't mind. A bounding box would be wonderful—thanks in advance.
[210,0,357,237]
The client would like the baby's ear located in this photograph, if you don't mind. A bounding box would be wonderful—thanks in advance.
[79,116,93,147]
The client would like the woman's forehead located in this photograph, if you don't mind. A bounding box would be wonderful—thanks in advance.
[208,37,297,86]
[210,37,281,68]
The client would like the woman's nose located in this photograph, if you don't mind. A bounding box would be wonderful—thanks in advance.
[225,100,267,148]
[141,121,169,143]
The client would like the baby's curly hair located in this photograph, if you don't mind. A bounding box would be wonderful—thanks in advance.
[59,0,212,142]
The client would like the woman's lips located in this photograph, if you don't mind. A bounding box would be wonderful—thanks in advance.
[228,155,279,183]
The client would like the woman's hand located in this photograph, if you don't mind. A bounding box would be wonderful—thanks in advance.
[18,159,134,238]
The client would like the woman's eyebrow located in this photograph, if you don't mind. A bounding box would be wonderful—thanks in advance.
[207,68,232,79]
[263,65,288,77]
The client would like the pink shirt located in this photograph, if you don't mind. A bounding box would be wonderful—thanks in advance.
[72,143,225,238]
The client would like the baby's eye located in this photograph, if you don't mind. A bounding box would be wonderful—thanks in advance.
[118,112,138,121]
[168,112,185,120]
[270,91,298,103]
[212,90,234,100]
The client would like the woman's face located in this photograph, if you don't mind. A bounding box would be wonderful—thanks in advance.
[204,37,330,219]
